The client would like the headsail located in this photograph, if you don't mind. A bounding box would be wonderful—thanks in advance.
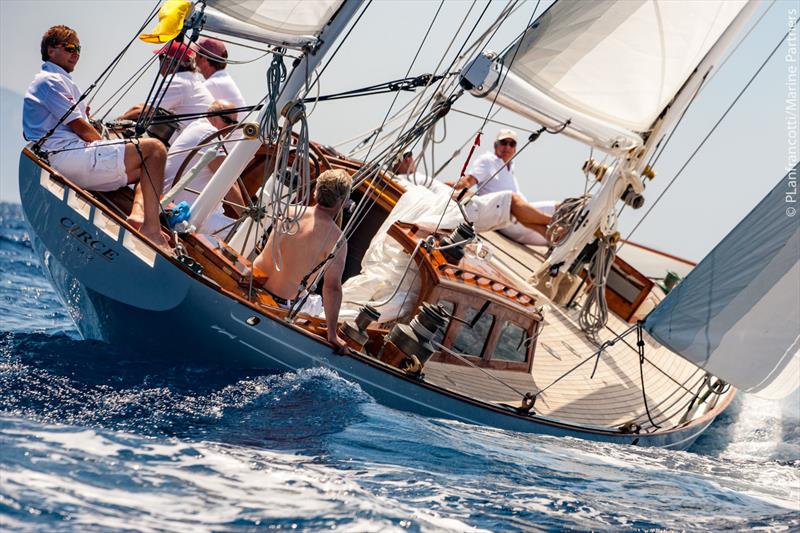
[203,0,344,49]
[644,165,800,400]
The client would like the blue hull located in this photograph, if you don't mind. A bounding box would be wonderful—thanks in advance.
[19,150,719,449]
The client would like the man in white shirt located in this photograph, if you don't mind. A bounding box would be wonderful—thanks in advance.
[163,99,245,235]
[452,129,554,245]
[194,38,245,118]
[24,25,169,250]
[121,41,213,144]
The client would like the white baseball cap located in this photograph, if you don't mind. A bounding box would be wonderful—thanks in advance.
[496,129,517,142]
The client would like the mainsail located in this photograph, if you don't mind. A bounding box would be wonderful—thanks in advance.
[462,0,754,153]
[203,0,344,48]
[644,166,800,400]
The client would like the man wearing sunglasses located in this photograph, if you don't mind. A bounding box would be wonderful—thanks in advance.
[451,129,554,246]
[163,99,246,234]
[24,25,170,250]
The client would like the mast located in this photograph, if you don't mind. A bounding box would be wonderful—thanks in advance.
[187,0,362,231]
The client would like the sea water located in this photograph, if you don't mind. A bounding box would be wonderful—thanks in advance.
[1,202,798,532]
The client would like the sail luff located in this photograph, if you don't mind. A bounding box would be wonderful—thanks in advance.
[633,0,761,173]
[644,166,800,400]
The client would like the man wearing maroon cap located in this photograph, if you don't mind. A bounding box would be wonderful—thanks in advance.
[195,38,245,118]
[120,41,213,144]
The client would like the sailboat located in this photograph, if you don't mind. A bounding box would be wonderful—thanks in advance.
[18,0,799,450]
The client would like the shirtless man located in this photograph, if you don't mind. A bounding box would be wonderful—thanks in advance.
[253,169,352,353]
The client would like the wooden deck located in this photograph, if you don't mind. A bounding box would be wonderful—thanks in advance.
[422,231,718,433]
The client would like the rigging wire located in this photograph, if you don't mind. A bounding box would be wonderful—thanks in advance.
[95,55,160,121]
[290,1,529,317]
[84,0,162,112]
[621,17,798,249]
[299,0,374,101]
[294,1,530,317]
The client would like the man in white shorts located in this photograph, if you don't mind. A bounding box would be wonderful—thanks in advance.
[451,129,554,246]
[120,41,214,144]
[24,25,169,249]
[163,99,246,235]
[194,38,246,119]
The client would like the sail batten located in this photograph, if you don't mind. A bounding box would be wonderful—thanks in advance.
[644,166,800,400]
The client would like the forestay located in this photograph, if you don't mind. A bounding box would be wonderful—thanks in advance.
[644,165,800,400]
[502,0,749,134]
[204,0,344,49]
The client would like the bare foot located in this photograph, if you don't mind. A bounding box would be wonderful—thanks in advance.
[142,230,173,254]
[126,217,143,231]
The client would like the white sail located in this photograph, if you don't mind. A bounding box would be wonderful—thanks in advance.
[204,0,344,48]
[503,0,749,134]
[644,166,800,400]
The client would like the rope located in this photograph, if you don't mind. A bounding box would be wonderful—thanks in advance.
[577,235,616,338]
[268,103,312,273]
[636,323,661,429]
[259,52,288,144]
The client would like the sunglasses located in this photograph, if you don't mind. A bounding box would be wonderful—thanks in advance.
[498,139,517,147]
[60,43,81,54]
[219,114,237,126]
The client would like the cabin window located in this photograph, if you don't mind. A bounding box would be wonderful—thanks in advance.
[452,306,494,357]
[494,321,529,362]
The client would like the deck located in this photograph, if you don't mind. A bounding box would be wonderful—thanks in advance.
[422,231,715,433]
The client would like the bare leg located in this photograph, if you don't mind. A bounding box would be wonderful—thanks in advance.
[123,139,170,249]
[510,193,551,242]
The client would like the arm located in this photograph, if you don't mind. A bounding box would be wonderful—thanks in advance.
[445,174,478,201]
[67,117,102,142]
[322,240,348,354]
[119,104,146,121]
[456,174,478,190]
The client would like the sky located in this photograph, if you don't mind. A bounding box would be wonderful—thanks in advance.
[0,0,796,262]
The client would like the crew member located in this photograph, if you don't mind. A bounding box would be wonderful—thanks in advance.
[253,169,352,354]
[163,99,246,235]
[194,37,245,117]
[452,129,554,245]
[120,41,213,143]
[24,25,169,250]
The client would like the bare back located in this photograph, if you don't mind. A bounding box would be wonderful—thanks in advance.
[253,207,342,300]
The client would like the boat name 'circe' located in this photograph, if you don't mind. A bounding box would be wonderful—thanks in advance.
[60,217,118,261]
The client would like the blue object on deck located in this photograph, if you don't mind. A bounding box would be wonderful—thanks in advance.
[166,201,191,228]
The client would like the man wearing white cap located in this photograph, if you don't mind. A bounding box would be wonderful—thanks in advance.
[452,129,554,246]
[195,38,245,117]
